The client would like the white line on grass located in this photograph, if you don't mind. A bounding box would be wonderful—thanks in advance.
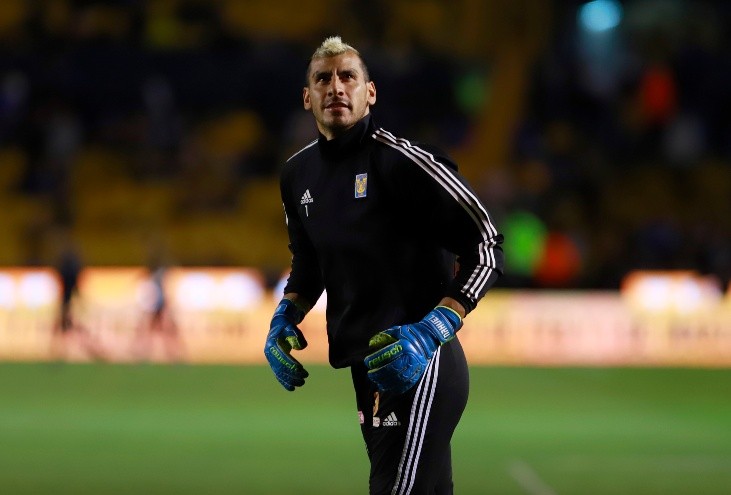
[508,459,557,495]
[548,454,731,472]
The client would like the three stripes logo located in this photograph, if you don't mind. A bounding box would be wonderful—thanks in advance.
[382,412,401,427]
[300,189,313,217]
[300,189,314,204]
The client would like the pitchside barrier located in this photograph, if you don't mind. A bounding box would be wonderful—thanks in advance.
[0,268,729,366]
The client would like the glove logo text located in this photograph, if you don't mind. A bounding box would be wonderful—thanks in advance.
[269,346,296,370]
[428,315,452,340]
[366,344,403,368]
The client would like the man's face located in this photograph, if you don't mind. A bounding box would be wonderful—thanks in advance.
[303,52,376,140]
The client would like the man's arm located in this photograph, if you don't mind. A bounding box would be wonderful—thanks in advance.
[437,296,466,319]
[363,139,504,393]
[279,167,325,306]
[373,134,504,313]
[283,292,313,316]
[263,168,323,391]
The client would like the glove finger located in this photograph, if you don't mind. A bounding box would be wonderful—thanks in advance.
[368,329,398,350]
[282,349,309,379]
[370,369,414,394]
[266,356,309,383]
[265,344,309,378]
[369,367,413,394]
[269,359,308,391]
[367,366,398,391]
[284,325,308,351]
[270,362,309,383]
[274,372,295,391]
[289,363,309,380]
[367,352,426,394]
[265,341,296,368]
[274,369,306,391]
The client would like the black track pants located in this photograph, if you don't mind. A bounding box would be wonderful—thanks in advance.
[352,338,470,495]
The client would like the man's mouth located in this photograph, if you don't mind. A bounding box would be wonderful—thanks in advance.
[326,102,350,110]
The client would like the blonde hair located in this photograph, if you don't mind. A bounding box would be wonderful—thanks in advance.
[311,36,360,59]
[306,36,370,82]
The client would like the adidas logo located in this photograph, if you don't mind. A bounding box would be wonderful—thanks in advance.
[300,189,314,204]
[382,412,401,427]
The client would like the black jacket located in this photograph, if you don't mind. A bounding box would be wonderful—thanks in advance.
[281,114,504,367]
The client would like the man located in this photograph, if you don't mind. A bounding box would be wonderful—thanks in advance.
[130,243,185,362]
[264,36,504,494]
[50,236,107,361]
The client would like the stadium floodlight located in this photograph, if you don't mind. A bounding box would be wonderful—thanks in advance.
[176,272,216,310]
[621,271,723,314]
[19,272,57,308]
[219,273,264,310]
[578,0,623,33]
[0,274,14,308]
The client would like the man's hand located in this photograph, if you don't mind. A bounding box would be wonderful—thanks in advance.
[364,306,462,394]
[264,299,309,391]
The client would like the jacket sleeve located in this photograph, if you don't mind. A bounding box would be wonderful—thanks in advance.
[392,142,504,314]
[280,165,325,307]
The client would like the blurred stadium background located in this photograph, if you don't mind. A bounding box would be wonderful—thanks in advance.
[0,0,730,494]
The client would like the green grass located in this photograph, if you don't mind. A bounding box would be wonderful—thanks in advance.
[1,364,730,494]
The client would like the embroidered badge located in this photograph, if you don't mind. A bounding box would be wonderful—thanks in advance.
[355,173,368,198]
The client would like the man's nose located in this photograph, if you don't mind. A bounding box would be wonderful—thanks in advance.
[327,77,344,95]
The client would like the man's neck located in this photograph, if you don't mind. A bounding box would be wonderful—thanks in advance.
[318,111,371,140]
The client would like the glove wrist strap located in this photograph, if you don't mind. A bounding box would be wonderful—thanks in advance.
[275,298,305,324]
[424,306,462,345]
[435,305,462,324]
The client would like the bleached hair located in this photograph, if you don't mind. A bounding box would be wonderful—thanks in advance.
[306,36,370,83]
[311,36,360,59]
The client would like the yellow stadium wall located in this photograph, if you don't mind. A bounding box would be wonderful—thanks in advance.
[0,268,729,366]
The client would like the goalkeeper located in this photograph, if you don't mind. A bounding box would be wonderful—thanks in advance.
[264,36,504,495]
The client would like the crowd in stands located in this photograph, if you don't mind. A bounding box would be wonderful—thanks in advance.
[0,0,729,291]
[498,0,731,289]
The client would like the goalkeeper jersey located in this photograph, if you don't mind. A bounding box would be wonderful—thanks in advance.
[281,114,504,368]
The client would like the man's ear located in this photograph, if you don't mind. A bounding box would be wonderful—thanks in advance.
[303,87,311,110]
[367,81,376,106]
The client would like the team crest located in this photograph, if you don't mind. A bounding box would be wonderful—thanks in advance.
[355,173,368,198]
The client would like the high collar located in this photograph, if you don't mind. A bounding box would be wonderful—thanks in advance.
[318,114,373,160]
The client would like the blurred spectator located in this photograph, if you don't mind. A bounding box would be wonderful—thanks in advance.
[50,233,107,361]
[17,93,82,226]
[130,239,185,362]
[0,71,29,144]
[0,0,728,290]
[137,74,182,179]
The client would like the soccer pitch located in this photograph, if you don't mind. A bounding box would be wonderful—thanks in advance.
[1,364,730,494]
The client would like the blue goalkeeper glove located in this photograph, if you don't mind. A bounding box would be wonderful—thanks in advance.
[264,299,309,391]
[364,306,462,394]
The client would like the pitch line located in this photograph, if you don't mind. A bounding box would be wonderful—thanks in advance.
[508,459,557,495]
